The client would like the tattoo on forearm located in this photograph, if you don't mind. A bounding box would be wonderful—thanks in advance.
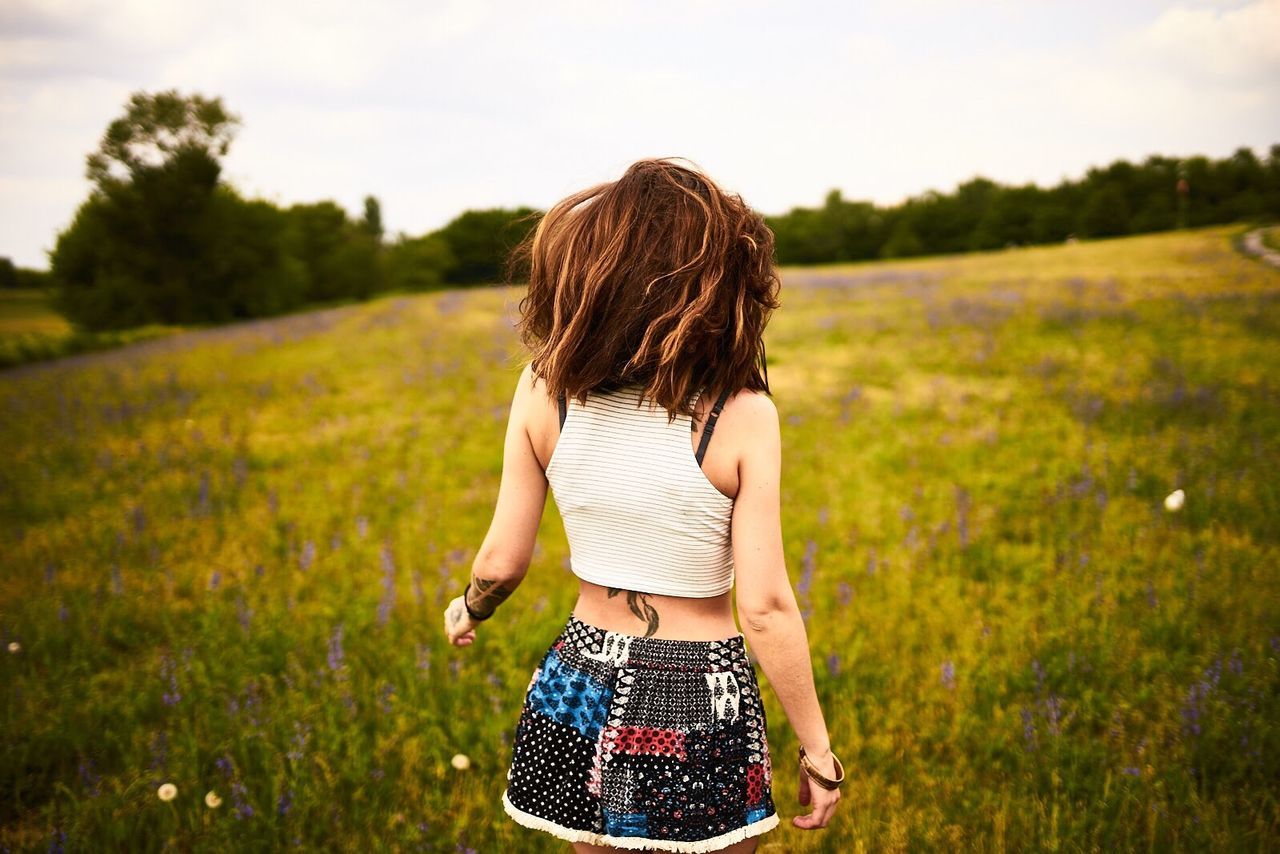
[467,575,514,618]
[607,586,660,637]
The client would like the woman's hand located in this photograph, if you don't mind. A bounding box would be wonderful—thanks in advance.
[444,596,478,646]
[794,747,842,830]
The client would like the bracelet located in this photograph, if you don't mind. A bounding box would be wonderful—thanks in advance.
[798,745,845,791]
[462,582,494,622]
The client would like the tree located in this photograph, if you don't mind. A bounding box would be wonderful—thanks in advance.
[282,201,383,303]
[1079,184,1131,238]
[360,195,384,243]
[880,211,924,258]
[50,89,245,329]
[433,206,540,284]
[385,233,455,292]
[86,89,239,194]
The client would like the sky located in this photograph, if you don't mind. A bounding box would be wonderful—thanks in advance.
[2,0,1278,269]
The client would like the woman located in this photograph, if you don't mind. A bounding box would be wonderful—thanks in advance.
[443,157,843,852]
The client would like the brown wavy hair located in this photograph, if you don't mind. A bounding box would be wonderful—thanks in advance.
[506,156,781,422]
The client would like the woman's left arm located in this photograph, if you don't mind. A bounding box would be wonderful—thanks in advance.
[445,362,549,646]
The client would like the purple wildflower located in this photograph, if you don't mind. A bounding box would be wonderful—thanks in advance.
[1123,766,1140,776]
[78,755,101,797]
[378,542,396,625]
[197,471,210,515]
[379,682,395,714]
[328,624,345,672]
[416,642,432,674]
[208,569,221,591]
[941,660,955,689]
[287,721,310,762]
[837,583,853,606]
[299,540,316,572]
[1021,706,1036,751]
[826,652,841,677]
[148,731,168,777]
[161,654,181,706]
[955,485,970,548]
[1043,694,1062,735]
[1181,683,1205,737]
[277,788,293,816]
[237,594,253,632]
[231,780,254,820]
[797,540,817,598]
[356,516,368,538]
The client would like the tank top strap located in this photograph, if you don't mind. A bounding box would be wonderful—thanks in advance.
[694,386,733,466]
[558,388,568,431]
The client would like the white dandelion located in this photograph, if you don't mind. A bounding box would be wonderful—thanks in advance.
[205,790,222,808]
[1164,489,1185,512]
[157,782,178,801]
[450,753,471,770]
[7,641,18,653]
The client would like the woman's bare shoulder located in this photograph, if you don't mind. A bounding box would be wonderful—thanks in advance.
[725,387,778,424]
[721,388,780,452]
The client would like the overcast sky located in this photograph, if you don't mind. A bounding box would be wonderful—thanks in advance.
[2,0,1278,268]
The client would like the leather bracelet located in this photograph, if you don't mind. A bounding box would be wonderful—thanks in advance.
[462,582,494,622]
[798,745,845,791]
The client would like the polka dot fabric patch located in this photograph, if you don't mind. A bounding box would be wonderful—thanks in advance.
[502,614,778,852]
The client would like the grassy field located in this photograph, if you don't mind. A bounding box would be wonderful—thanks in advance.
[0,288,187,371]
[2,224,1278,852]
[1262,226,1280,253]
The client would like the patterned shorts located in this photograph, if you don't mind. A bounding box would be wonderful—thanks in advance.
[502,614,778,852]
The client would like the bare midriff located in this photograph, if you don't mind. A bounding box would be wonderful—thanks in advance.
[571,578,741,641]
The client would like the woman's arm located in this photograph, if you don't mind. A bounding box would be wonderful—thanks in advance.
[444,362,549,645]
[730,391,842,829]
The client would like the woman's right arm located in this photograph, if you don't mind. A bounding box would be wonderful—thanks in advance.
[730,391,842,830]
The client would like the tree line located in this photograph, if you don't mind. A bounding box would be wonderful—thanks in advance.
[2,89,1277,333]
[769,145,1280,263]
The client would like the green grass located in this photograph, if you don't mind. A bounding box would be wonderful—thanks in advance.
[2,223,1278,852]
[0,288,187,370]
[1262,226,1280,253]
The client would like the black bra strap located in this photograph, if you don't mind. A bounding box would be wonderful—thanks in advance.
[557,389,567,431]
[694,386,733,466]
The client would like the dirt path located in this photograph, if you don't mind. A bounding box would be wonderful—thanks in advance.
[1237,226,1280,269]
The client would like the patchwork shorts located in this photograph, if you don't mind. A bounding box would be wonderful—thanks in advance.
[502,614,778,852]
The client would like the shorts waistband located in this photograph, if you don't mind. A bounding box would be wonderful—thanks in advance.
[555,613,749,672]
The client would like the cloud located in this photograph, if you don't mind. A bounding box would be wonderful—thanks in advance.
[1136,0,1280,84]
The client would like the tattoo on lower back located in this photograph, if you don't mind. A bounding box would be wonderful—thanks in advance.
[468,576,513,618]
[607,586,660,637]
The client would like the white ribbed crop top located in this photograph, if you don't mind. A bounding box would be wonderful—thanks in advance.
[546,382,736,598]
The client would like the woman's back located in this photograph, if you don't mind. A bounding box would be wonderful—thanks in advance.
[536,375,747,641]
